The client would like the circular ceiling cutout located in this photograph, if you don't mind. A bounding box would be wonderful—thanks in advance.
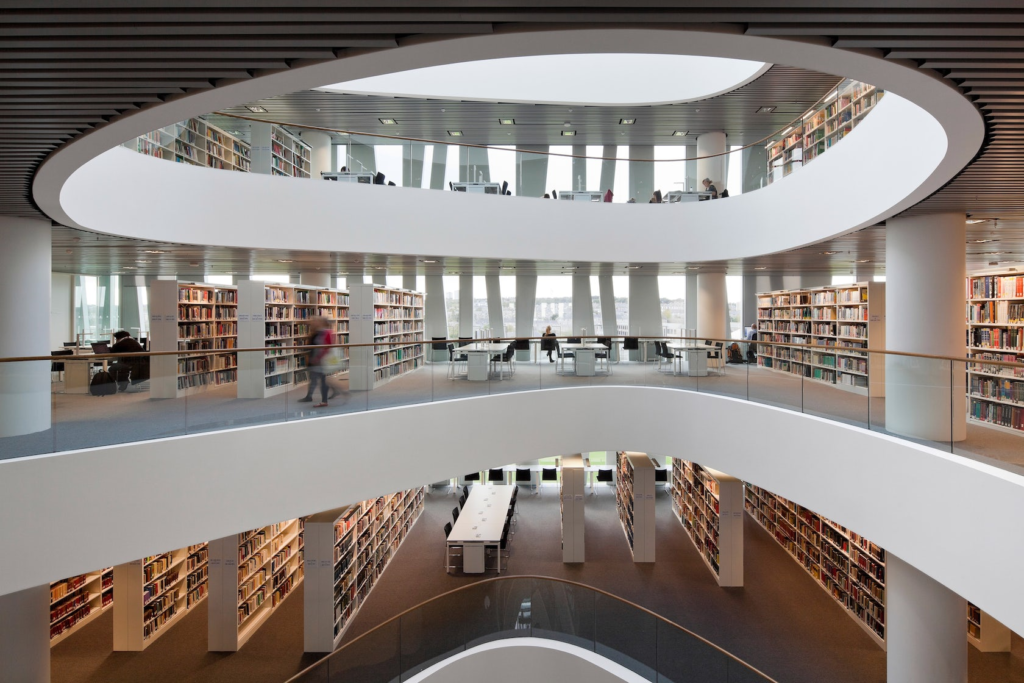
[319,53,771,106]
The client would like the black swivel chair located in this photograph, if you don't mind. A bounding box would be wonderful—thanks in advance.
[464,472,481,484]
[459,494,467,509]
[540,467,558,496]
[515,467,536,495]
[492,342,515,379]
[552,189,558,199]
[501,180,508,195]
[488,468,506,485]
[449,181,454,191]
[51,348,73,383]
[594,467,614,495]
[452,506,460,523]
[539,336,557,364]
[387,181,396,186]
[596,336,612,371]
[373,171,385,185]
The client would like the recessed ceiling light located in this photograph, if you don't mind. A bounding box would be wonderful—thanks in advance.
[278,259,293,263]
[966,219,989,225]
[65,249,73,254]
[620,118,636,125]
[687,266,701,270]
[420,259,438,263]
[189,262,199,267]
[123,266,136,269]
[627,265,642,269]
[135,259,150,263]
[756,106,777,114]
[561,130,576,136]
[143,249,167,254]
[499,118,515,125]
[981,251,1006,255]
[855,259,872,263]
[820,251,838,255]
[754,266,768,270]
[337,272,348,275]
[500,266,516,270]
[969,239,998,244]
[245,105,268,113]
[374,266,385,270]
[378,118,397,125]
[672,130,687,137]
[448,131,463,137]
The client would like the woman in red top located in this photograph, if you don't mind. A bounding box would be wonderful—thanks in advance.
[298,316,340,407]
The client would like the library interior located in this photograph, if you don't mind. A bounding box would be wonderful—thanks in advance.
[3,5,1024,683]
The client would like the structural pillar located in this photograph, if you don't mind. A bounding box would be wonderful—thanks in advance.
[428,144,448,190]
[518,145,549,198]
[0,217,51,437]
[402,274,417,291]
[696,132,727,193]
[628,275,661,360]
[571,144,587,191]
[0,584,49,683]
[485,274,503,337]
[741,144,767,193]
[571,275,595,336]
[424,274,448,360]
[697,272,728,340]
[888,554,967,683]
[629,145,654,204]
[599,145,616,197]
[303,130,332,179]
[515,274,537,360]
[598,275,618,358]
[459,273,473,338]
[741,273,758,331]
[685,274,698,333]
[299,272,331,288]
[885,213,966,442]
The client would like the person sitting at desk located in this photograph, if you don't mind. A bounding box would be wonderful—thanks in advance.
[702,177,719,199]
[541,326,558,363]
[109,330,148,391]
[340,166,348,172]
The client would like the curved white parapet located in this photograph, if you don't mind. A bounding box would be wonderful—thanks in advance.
[36,27,981,262]
[404,638,649,683]
[1,387,1022,638]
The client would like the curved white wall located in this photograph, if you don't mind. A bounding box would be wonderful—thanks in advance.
[36,27,982,262]
[1,387,1022,639]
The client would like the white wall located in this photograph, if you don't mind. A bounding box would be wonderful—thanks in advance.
[1,387,1022,639]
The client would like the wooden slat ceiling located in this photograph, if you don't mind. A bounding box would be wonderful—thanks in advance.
[8,2,1024,274]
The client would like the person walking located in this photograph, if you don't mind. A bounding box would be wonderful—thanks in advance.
[298,316,341,407]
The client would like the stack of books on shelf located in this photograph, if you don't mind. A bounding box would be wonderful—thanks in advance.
[966,272,1024,435]
[670,460,743,586]
[755,283,885,396]
[49,568,114,645]
[615,452,656,562]
[113,543,209,650]
[303,487,426,652]
[128,118,251,172]
[559,455,586,563]
[349,284,426,390]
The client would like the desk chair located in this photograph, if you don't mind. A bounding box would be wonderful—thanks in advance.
[706,341,725,375]
[486,522,511,573]
[552,190,558,199]
[62,341,78,348]
[488,468,506,485]
[501,180,508,195]
[540,336,557,364]
[492,342,515,379]
[447,343,467,379]
[458,494,467,509]
[623,336,639,362]
[464,472,481,486]
[516,467,537,495]
[655,468,669,486]
[654,341,676,373]
[431,337,447,364]
[452,506,460,524]
[596,337,612,371]
[444,522,462,572]
[540,467,558,496]
[513,338,531,362]
[463,485,471,498]
[593,468,614,495]
[51,349,73,383]
[373,171,385,185]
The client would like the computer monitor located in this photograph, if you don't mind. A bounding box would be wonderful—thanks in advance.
[91,342,110,355]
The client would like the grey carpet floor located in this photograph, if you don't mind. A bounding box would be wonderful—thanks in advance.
[5,362,1023,477]
[50,489,1022,683]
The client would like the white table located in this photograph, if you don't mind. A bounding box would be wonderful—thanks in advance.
[456,342,507,381]
[447,485,515,574]
[558,342,611,376]
[666,343,708,377]
[64,351,108,394]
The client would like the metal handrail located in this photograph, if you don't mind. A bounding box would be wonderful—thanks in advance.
[5,334,1017,368]
[283,574,780,683]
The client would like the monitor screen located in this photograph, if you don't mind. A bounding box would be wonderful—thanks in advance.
[91,342,110,355]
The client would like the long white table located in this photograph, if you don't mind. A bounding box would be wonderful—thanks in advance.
[557,342,611,376]
[666,342,709,377]
[447,484,514,574]
[455,342,508,381]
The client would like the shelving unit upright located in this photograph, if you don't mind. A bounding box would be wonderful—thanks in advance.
[615,451,656,563]
[348,283,425,390]
[49,568,114,645]
[560,454,586,563]
[966,271,1024,435]
[671,460,743,586]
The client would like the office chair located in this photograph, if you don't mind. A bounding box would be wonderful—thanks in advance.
[449,181,454,191]
[593,468,614,495]
[447,343,467,379]
[63,341,78,348]
[463,485,471,498]
[552,189,558,199]
[515,467,536,495]
[488,468,506,485]
[387,181,396,186]
[374,172,385,185]
[464,472,481,484]
[540,467,558,496]
[452,506,460,523]
[623,336,639,362]
[51,348,73,384]
[493,342,515,379]
[458,494,467,509]
[501,180,508,195]
[596,337,612,371]
[655,341,676,373]
[655,468,669,485]
[706,341,725,375]
[513,338,531,362]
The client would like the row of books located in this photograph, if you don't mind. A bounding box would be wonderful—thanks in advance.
[969,327,1024,351]
[968,275,1024,300]
[971,398,1024,429]
[967,300,1024,324]
[177,369,236,391]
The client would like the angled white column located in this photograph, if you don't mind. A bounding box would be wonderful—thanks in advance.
[425,274,448,360]
[571,144,587,192]
[0,217,51,437]
[403,274,417,291]
[628,275,661,359]
[485,274,503,336]
[459,273,474,338]
[303,130,332,179]
[885,212,966,442]
[599,145,616,197]
[428,144,448,190]
[515,274,537,360]
[402,142,426,188]
[888,553,967,683]
[629,145,654,204]
[696,132,726,193]
[0,584,48,683]
[685,274,698,333]
[299,271,331,288]
[517,145,549,198]
[572,275,595,336]
[697,272,728,339]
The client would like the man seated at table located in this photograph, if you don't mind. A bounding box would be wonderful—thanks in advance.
[108,330,149,391]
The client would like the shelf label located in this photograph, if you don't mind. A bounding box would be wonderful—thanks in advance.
[225,559,236,568]
[211,558,221,566]
[239,314,249,322]
[252,314,265,322]
[575,495,583,501]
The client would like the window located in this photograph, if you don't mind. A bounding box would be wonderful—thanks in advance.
[545,146,573,194]
[443,275,461,338]
[727,145,744,196]
[613,146,629,202]
[612,276,629,335]
[375,145,403,186]
[74,275,120,340]
[500,276,516,335]
[205,275,233,285]
[832,275,857,286]
[474,275,488,333]
[654,146,686,199]
[590,275,603,334]
[534,276,573,336]
[251,273,290,284]
[586,146,604,192]
[658,276,687,334]
[489,145,516,195]
[727,275,743,338]
[442,144,460,191]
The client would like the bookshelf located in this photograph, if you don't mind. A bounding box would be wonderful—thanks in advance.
[150,281,238,399]
[671,460,743,587]
[250,122,312,178]
[208,518,304,652]
[560,454,586,563]
[744,483,887,649]
[756,282,885,396]
[348,283,426,390]
[49,567,113,646]
[967,602,1011,652]
[112,543,208,650]
[966,271,1024,435]
[767,80,882,183]
[615,451,656,563]
[303,486,426,652]
[237,281,350,399]
[130,118,251,172]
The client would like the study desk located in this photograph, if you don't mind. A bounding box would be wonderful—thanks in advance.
[557,343,611,376]
[455,342,508,381]
[666,342,709,377]
[64,351,108,394]
[447,485,515,574]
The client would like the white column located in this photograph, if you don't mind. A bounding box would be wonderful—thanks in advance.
[0,217,51,437]
[424,274,448,360]
[599,145,617,196]
[685,274,698,333]
[885,213,966,442]
[517,145,549,197]
[403,274,417,291]
[485,274,503,337]
[598,275,617,358]
[696,132,726,193]
[571,144,587,191]
[0,584,49,683]
[303,130,332,179]
[628,275,661,360]
[515,274,537,360]
[697,272,728,340]
[299,272,331,288]
[629,145,654,203]
[888,554,967,683]
[571,275,595,336]
[459,273,473,338]
[741,273,758,331]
